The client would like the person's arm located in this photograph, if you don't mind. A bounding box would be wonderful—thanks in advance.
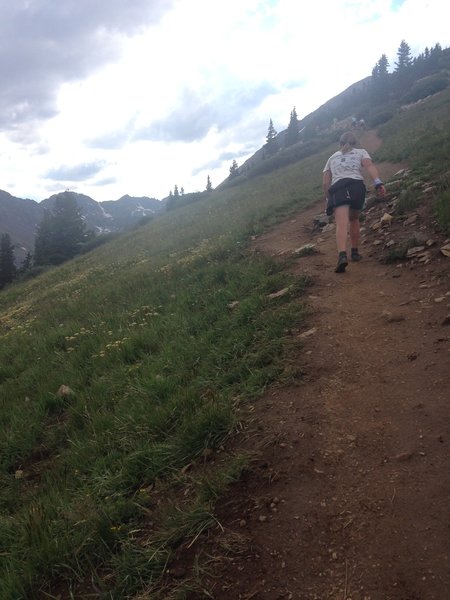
[323,169,332,198]
[362,158,385,196]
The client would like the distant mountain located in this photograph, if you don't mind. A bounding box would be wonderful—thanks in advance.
[101,195,164,229]
[0,190,166,264]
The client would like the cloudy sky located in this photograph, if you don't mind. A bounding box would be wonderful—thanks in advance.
[0,0,448,203]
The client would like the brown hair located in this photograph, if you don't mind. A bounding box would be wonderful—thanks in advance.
[339,132,357,152]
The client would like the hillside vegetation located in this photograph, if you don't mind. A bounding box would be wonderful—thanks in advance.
[1,76,450,598]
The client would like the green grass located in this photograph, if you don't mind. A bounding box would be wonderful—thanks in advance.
[0,161,316,598]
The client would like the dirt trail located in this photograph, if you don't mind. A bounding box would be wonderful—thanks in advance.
[198,137,450,600]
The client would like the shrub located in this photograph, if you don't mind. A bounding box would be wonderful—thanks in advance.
[401,74,449,104]
[435,189,450,234]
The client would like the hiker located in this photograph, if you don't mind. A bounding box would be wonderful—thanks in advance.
[323,132,385,273]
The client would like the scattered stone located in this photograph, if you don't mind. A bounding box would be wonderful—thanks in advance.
[267,287,291,299]
[259,515,268,523]
[371,222,382,231]
[293,243,316,256]
[440,243,450,258]
[426,239,436,247]
[299,327,317,339]
[228,301,239,309]
[404,214,419,226]
[239,519,247,528]
[441,315,450,326]
[407,351,419,361]
[395,451,414,462]
[373,239,383,246]
[380,213,394,226]
[381,310,406,323]
[56,385,75,398]
[434,297,445,304]
[14,469,24,479]
[406,246,426,258]
[385,240,396,248]
[321,223,335,233]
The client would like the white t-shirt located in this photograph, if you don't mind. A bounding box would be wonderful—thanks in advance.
[323,148,371,186]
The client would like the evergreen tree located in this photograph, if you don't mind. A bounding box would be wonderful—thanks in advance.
[285,107,300,147]
[264,118,278,156]
[229,160,239,178]
[34,194,86,266]
[371,53,391,101]
[18,251,33,275]
[174,185,179,198]
[0,233,17,288]
[395,40,413,71]
[206,175,213,192]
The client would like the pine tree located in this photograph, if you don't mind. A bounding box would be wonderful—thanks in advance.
[285,107,300,147]
[18,251,33,275]
[264,119,278,157]
[229,160,239,178]
[174,185,179,198]
[0,233,17,288]
[206,175,213,192]
[34,193,86,266]
[395,40,413,72]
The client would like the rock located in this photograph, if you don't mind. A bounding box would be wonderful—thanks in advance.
[373,239,383,246]
[239,519,247,528]
[56,385,75,398]
[312,214,329,230]
[426,239,436,247]
[434,297,445,304]
[259,515,268,523]
[321,223,336,233]
[380,213,394,226]
[267,287,291,299]
[440,243,450,258]
[293,243,316,256]
[299,327,317,339]
[228,300,239,309]
[381,310,406,323]
[441,315,450,326]
[385,240,396,248]
[406,246,426,258]
[14,469,24,479]
[395,451,414,462]
[404,214,419,226]
[407,351,419,361]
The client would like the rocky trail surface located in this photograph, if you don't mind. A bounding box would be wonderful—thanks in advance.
[186,133,450,600]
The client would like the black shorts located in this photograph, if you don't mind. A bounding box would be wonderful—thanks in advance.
[328,178,366,211]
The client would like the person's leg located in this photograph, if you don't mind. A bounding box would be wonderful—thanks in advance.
[334,205,349,272]
[335,205,350,253]
[349,209,360,250]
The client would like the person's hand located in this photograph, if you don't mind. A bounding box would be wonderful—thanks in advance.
[374,179,386,198]
[325,196,334,216]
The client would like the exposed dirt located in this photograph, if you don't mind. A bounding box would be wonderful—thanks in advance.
[188,133,450,600]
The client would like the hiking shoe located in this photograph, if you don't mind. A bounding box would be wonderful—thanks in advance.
[351,249,362,262]
[335,252,348,273]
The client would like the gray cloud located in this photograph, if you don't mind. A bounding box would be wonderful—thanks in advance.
[134,81,277,143]
[44,161,108,182]
[192,144,258,176]
[0,1,174,133]
[87,129,132,150]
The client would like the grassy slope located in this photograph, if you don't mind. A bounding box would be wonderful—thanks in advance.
[1,86,449,599]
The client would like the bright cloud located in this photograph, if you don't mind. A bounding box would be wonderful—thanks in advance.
[0,0,448,202]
